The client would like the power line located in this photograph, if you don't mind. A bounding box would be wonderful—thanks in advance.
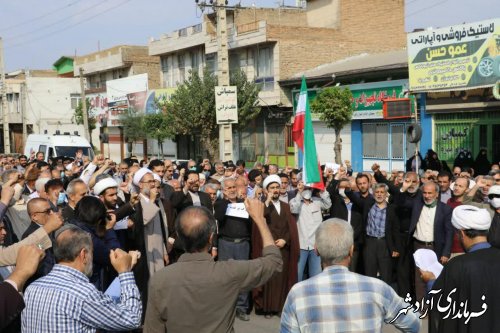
[406,0,448,18]
[4,0,113,41]
[0,0,84,33]
[5,0,133,50]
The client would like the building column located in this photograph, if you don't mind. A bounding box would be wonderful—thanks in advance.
[419,93,432,154]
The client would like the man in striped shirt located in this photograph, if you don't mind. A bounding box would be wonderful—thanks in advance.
[281,219,420,333]
[22,224,142,333]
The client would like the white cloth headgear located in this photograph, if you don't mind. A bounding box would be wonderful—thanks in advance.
[133,168,153,186]
[452,205,491,231]
[94,178,118,195]
[263,174,281,190]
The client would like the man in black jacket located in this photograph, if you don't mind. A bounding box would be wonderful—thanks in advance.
[326,178,363,272]
[398,180,453,301]
[346,183,398,285]
[171,171,212,215]
[21,198,62,289]
[373,164,421,297]
[214,177,252,321]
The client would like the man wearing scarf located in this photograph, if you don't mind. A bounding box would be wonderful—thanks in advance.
[399,181,453,302]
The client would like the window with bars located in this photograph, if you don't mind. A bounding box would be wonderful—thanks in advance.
[255,47,274,91]
[363,123,389,158]
[205,53,217,75]
[178,54,185,84]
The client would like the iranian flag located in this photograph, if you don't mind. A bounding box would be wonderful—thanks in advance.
[292,76,325,190]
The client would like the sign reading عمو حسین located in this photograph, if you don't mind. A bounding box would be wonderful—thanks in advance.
[407,18,500,92]
[215,86,238,124]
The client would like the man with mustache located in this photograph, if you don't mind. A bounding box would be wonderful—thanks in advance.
[22,224,142,332]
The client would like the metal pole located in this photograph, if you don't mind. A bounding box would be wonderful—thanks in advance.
[0,38,11,153]
[79,67,91,141]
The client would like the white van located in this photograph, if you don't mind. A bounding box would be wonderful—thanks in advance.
[24,134,94,161]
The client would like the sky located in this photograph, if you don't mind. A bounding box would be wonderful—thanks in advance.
[0,0,498,72]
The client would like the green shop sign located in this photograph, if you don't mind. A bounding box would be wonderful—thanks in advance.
[292,79,411,120]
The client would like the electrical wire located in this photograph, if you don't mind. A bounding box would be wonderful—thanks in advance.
[5,0,133,49]
[406,0,448,17]
[4,0,113,41]
[0,0,84,32]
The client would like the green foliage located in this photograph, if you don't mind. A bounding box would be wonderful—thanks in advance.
[120,108,145,143]
[165,67,261,159]
[230,70,261,130]
[310,86,354,131]
[74,98,96,132]
[143,112,175,155]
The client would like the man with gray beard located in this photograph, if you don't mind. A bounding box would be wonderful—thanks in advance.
[22,224,142,332]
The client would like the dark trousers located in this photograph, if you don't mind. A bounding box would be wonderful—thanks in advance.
[218,238,250,312]
[364,236,393,284]
[413,239,435,302]
[396,232,413,298]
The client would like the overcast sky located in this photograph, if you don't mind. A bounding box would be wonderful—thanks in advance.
[0,0,498,71]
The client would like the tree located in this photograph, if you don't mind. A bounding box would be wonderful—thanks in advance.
[73,98,96,145]
[165,68,261,160]
[143,112,175,158]
[120,108,146,157]
[310,86,354,164]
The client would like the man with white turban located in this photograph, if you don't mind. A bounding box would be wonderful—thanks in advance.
[420,205,500,332]
[128,168,173,317]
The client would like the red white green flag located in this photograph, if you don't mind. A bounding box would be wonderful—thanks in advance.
[292,76,325,190]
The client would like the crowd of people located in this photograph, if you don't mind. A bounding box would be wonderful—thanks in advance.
[0,149,499,333]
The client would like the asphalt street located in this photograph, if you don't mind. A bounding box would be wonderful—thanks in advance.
[234,311,429,333]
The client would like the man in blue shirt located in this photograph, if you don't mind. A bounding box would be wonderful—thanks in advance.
[281,218,420,333]
[22,224,142,333]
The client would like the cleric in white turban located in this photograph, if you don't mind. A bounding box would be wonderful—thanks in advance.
[133,168,153,187]
[452,205,491,231]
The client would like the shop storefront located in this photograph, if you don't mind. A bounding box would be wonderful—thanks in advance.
[349,80,417,172]
[408,18,500,167]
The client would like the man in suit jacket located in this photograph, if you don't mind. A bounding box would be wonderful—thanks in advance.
[171,170,213,214]
[346,183,399,285]
[327,178,363,272]
[398,180,453,301]
[373,165,421,297]
[21,198,61,289]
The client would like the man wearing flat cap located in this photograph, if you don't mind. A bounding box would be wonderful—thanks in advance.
[421,205,500,332]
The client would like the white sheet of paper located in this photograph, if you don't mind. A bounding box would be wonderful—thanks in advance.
[226,203,249,219]
[105,277,121,299]
[325,162,341,174]
[413,249,443,278]
[113,218,129,230]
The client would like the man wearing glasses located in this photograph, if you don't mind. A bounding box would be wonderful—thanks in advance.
[488,185,500,249]
[21,198,63,289]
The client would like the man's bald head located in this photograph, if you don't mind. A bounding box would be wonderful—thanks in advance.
[175,206,216,253]
[27,198,50,218]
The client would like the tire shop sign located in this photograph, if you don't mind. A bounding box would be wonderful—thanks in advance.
[407,18,500,92]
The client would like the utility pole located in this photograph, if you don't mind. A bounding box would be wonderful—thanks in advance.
[21,82,27,144]
[216,0,233,162]
[79,67,91,140]
[0,38,11,154]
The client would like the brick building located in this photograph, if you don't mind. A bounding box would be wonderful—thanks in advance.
[149,0,406,164]
[74,45,160,161]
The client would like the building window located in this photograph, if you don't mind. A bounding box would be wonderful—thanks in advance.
[362,123,389,159]
[205,53,217,75]
[229,53,240,76]
[255,46,274,91]
[190,51,199,73]
[71,94,82,110]
[178,54,185,84]
[161,56,174,88]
